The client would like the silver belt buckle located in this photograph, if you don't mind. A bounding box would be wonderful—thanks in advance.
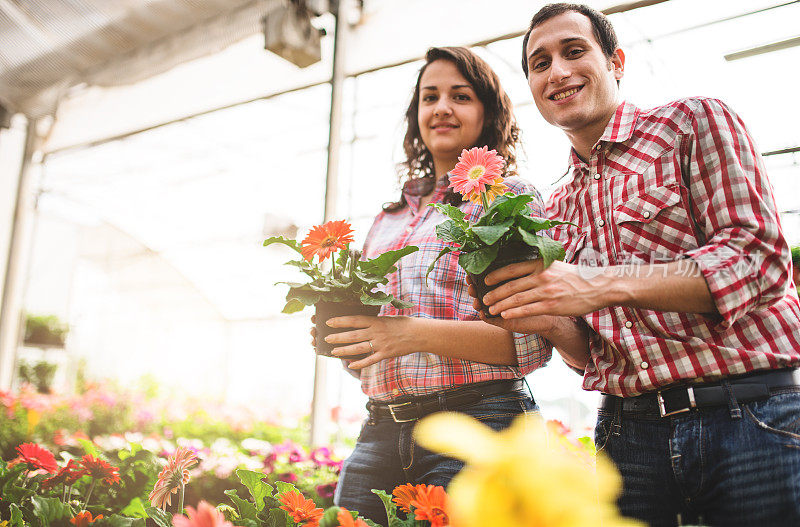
[657,386,696,417]
[387,401,416,423]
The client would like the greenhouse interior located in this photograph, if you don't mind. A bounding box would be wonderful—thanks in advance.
[1,0,799,525]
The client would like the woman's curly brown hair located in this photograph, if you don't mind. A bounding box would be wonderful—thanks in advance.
[385,46,521,212]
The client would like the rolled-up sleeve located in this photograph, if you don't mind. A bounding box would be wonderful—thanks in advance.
[683,98,793,327]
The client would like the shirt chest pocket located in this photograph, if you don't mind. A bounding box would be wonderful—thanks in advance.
[612,183,697,258]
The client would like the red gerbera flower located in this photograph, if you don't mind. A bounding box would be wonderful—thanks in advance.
[8,443,58,473]
[70,511,103,526]
[410,485,449,527]
[42,459,86,490]
[448,146,505,204]
[78,454,120,485]
[336,508,369,527]
[300,220,354,263]
[278,490,323,526]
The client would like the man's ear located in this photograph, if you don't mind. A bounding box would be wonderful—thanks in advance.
[611,48,625,81]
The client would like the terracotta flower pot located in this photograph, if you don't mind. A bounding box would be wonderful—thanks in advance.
[469,242,540,319]
[315,301,381,358]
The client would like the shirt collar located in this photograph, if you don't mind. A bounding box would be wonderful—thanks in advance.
[567,100,639,171]
[402,175,450,212]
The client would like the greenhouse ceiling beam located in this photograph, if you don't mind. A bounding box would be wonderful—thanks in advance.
[43,0,673,160]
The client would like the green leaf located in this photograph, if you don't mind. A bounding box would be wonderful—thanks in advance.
[120,497,149,518]
[518,229,565,268]
[8,504,23,527]
[371,489,402,527]
[282,298,308,314]
[425,246,456,281]
[285,288,322,306]
[262,508,289,527]
[145,507,173,527]
[435,221,467,244]
[352,270,386,286]
[319,507,342,527]
[236,469,273,512]
[429,202,466,223]
[274,480,299,496]
[224,489,259,521]
[30,496,71,524]
[479,193,532,223]
[98,515,147,527]
[78,438,100,457]
[263,236,302,254]
[390,298,414,309]
[360,291,393,306]
[459,244,500,274]
[471,223,512,246]
[360,246,419,277]
[516,215,557,233]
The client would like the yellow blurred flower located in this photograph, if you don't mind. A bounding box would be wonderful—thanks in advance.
[414,412,642,527]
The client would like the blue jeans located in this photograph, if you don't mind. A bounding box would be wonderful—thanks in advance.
[334,390,537,524]
[595,389,800,526]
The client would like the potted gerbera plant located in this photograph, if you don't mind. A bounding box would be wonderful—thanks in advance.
[427,146,571,317]
[265,219,417,357]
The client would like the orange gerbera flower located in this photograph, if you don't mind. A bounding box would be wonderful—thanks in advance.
[448,146,505,201]
[173,501,239,527]
[70,511,103,526]
[278,490,323,526]
[149,447,199,509]
[8,443,58,473]
[392,483,420,513]
[79,454,121,485]
[300,220,354,262]
[336,508,369,527]
[410,485,450,527]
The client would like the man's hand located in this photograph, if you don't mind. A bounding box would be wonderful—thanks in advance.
[468,277,560,335]
[482,259,611,319]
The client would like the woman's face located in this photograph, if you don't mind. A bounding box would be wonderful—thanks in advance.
[417,59,485,167]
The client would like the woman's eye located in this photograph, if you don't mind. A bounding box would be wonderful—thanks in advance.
[422,94,436,102]
[454,94,471,101]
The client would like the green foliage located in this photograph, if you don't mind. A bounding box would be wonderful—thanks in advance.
[265,233,419,313]
[17,360,58,394]
[23,313,69,348]
[427,193,573,275]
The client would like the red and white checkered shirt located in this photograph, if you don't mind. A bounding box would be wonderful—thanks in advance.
[361,176,552,402]
[547,98,800,397]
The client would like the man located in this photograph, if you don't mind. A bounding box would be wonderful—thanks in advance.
[477,3,800,525]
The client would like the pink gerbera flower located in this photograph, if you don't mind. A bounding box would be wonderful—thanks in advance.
[448,146,505,201]
[149,447,199,509]
[173,501,240,527]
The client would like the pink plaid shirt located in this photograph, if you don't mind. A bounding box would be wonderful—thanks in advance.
[361,176,552,402]
[547,98,800,397]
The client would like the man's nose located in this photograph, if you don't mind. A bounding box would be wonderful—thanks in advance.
[548,57,571,83]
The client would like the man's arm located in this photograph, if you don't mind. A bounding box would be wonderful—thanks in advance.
[482,257,716,319]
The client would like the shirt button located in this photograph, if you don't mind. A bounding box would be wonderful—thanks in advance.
[593,172,601,180]
[641,361,649,369]
[391,388,400,396]
[642,211,651,219]
[597,219,605,227]
[405,226,413,234]
[625,321,633,328]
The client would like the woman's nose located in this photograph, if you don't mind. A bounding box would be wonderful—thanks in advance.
[433,98,452,117]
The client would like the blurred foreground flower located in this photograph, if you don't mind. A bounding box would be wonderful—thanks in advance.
[150,446,199,510]
[173,501,239,527]
[336,507,369,527]
[414,413,642,527]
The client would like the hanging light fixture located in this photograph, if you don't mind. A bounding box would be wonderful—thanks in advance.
[262,0,326,68]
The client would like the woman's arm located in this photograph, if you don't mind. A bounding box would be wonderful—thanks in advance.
[324,316,518,369]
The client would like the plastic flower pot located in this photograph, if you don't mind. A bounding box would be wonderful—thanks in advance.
[469,242,540,319]
[315,301,381,359]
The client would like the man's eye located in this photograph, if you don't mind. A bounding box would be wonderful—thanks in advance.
[567,48,585,57]
[532,59,549,70]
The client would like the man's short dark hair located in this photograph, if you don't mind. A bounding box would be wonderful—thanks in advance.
[521,3,619,77]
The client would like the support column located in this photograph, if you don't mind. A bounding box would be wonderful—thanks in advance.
[0,117,38,390]
[310,0,348,447]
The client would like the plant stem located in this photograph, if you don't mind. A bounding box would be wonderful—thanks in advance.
[83,480,96,510]
[481,191,490,211]
[178,482,185,514]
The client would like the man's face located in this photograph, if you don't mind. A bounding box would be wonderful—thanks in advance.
[525,11,624,135]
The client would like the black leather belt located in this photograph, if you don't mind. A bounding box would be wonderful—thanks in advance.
[367,379,526,423]
[601,368,800,418]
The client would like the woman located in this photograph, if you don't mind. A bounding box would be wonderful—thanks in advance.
[316,47,551,522]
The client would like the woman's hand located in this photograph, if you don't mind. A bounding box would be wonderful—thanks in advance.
[324,315,416,370]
